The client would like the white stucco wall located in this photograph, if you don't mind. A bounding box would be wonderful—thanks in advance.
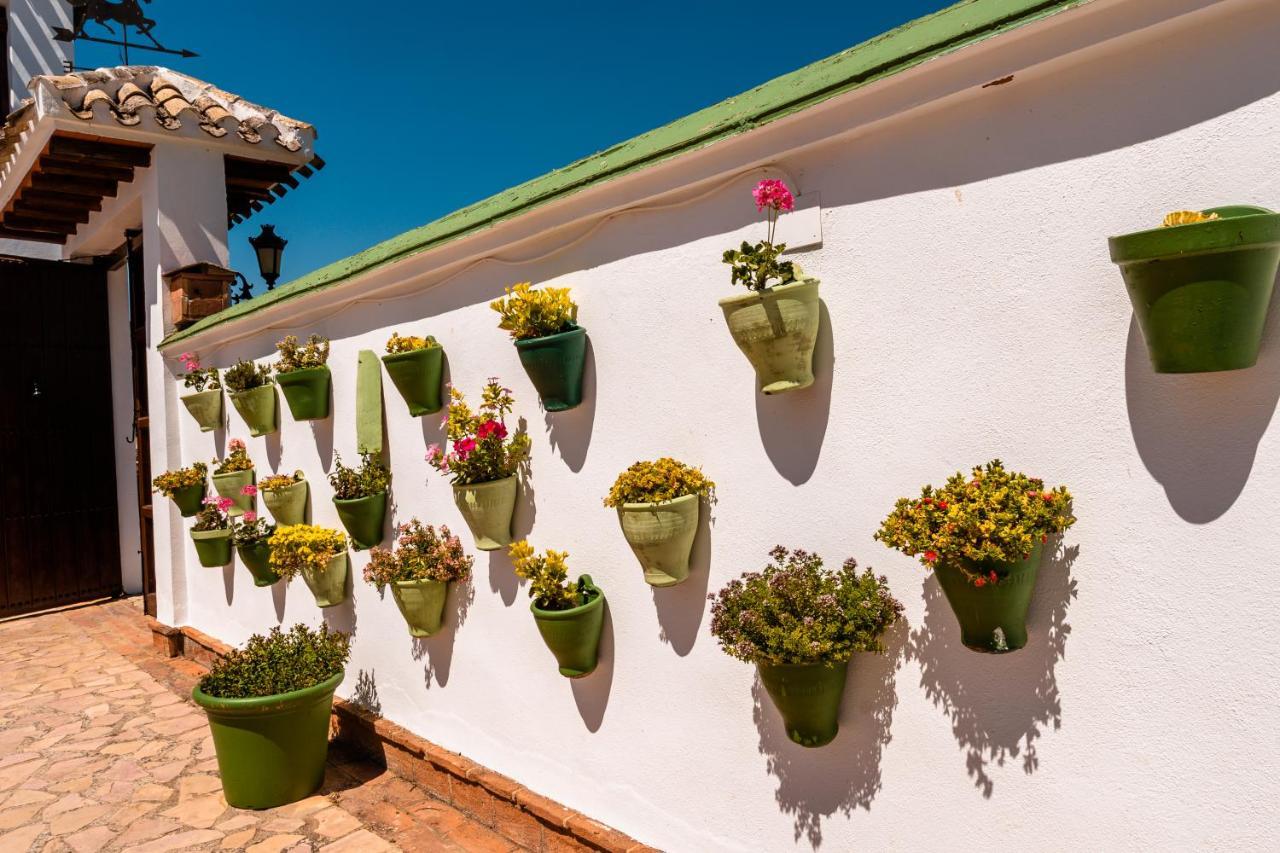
[147,0,1279,850]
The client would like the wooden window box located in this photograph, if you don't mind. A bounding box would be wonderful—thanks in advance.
[164,263,235,330]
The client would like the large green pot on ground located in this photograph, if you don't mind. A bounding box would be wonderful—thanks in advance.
[276,366,332,421]
[452,476,517,551]
[616,494,699,587]
[191,528,232,568]
[756,660,848,748]
[1109,206,1280,373]
[531,575,604,678]
[193,670,343,809]
[514,325,586,412]
[181,389,223,432]
[934,544,1043,654]
[229,385,278,437]
[237,541,279,587]
[212,469,254,517]
[261,474,308,527]
[333,492,386,550]
[169,483,206,518]
[301,552,349,608]
[391,578,449,637]
[382,347,444,416]
[719,278,821,394]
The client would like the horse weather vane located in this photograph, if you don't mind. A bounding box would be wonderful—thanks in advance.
[53,1,198,67]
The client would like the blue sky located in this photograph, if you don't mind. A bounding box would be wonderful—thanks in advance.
[77,0,955,292]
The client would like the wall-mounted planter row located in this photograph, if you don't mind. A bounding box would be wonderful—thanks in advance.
[191,528,232,567]
[229,385,278,437]
[382,346,444,415]
[181,388,223,432]
[212,469,254,517]
[333,492,387,550]
[531,574,605,678]
[720,278,821,394]
[452,476,518,551]
[261,474,308,527]
[514,324,587,412]
[617,494,700,587]
[276,366,332,420]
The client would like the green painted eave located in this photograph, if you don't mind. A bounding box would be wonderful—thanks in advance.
[161,0,1090,349]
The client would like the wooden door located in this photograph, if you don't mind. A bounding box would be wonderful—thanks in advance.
[124,232,157,616]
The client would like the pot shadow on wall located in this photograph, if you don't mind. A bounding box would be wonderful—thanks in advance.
[270,577,287,622]
[220,563,235,605]
[321,574,358,639]
[755,302,833,486]
[410,576,475,688]
[652,500,713,656]
[571,603,615,733]
[754,619,907,848]
[418,351,452,449]
[544,336,596,473]
[350,668,382,716]
[486,447,536,606]
[907,543,1078,798]
[311,415,335,478]
[264,427,283,472]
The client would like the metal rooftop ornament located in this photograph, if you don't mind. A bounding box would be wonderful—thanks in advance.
[53,1,198,64]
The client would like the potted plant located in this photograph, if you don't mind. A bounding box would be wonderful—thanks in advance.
[274,334,332,420]
[875,459,1076,654]
[269,524,349,607]
[190,496,235,568]
[382,332,444,416]
[231,511,278,587]
[259,471,307,527]
[603,458,715,587]
[364,519,473,637]
[490,282,585,411]
[153,462,208,517]
[329,452,390,550]
[709,547,902,747]
[224,359,277,436]
[193,624,350,809]
[211,439,255,517]
[508,541,604,677]
[719,180,820,394]
[177,352,223,431]
[1108,206,1280,373]
[427,379,531,551]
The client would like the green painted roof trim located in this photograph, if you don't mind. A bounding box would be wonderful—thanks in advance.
[161,0,1089,349]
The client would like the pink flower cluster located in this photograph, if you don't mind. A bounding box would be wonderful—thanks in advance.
[477,419,507,441]
[241,484,257,497]
[179,351,200,372]
[752,179,795,213]
[229,438,246,452]
[203,496,234,512]
[243,510,258,523]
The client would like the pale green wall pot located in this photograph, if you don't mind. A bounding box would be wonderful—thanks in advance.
[390,578,449,637]
[212,469,254,517]
[531,575,604,678]
[756,660,849,748]
[170,482,206,518]
[261,475,308,527]
[276,366,332,421]
[933,544,1043,653]
[452,475,517,551]
[719,278,821,394]
[301,552,348,608]
[229,384,278,436]
[333,491,387,550]
[382,347,444,416]
[237,541,279,587]
[616,494,700,587]
[181,388,223,432]
[190,528,232,567]
[513,325,586,412]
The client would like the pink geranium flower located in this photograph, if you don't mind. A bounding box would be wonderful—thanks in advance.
[476,419,507,441]
[752,179,794,213]
[454,437,477,459]
[241,484,257,496]
[243,510,257,523]
[216,497,234,512]
[229,438,246,451]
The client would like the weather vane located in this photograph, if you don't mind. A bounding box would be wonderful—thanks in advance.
[53,1,198,67]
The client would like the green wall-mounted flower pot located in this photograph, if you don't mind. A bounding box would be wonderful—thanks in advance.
[193,670,342,810]
[333,491,386,550]
[1109,206,1280,373]
[531,575,604,678]
[756,660,848,748]
[382,347,444,416]
[181,389,223,432]
[391,578,449,637]
[261,474,307,527]
[237,541,279,587]
[452,476,517,551]
[276,366,332,421]
[170,483,206,518]
[934,543,1043,654]
[229,384,278,437]
[719,278,821,394]
[513,325,586,412]
[616,494,700,587]
[190,528,232,568]
[212,469,254,517]
[301,551,349,608]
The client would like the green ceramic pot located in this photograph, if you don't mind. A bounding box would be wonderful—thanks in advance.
[276,366,331,421]
[452,476,517,551]
[190,528,232,568]
[1109,206,1280,373]
[531,575,604,678]
[382,347,444,416]
[237,540,279,587]
[301,551,348,608]
[390,578,449,637]
[192,670,342,809]
[229,384,278,437]
[934,544,1043,653]
[333,491,387,550]
[719,278,821,394]
[756,660,848,748]
[261,474,307,527]
[181,388,223,432]
[169,482,206,518]
[616,494,700,587]
[513,325,586,412]
[212,469,254,517]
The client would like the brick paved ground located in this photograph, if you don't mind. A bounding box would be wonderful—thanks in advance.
[0,599,521,852]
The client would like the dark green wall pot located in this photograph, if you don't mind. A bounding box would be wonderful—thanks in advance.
[229,384,278,437]
[181,389,223,432]
[276,366,332,421]
[333,491,387,550]
[212,469,254,517]
[1109,205,1280,373]
[382,347,444,416]
[191,528,232,567]
[261,474,307,527]
[756,660,848,748]
[531,575,604,678]
[513,325,586,412]
[616,494,700,587]
[719,279,821,394]
[170,482,206,518]
[934,543,1043,654]
[391,578,449,637]
[192,670,342,809]
[237,541,279,587]
[302,552,349,608]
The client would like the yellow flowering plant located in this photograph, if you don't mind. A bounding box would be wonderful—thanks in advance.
[259,473,301,492]
[152,462,207,496]
[489,282,577,341]
[604,458,716,507]
[212,439,253,475]
[1162,210,1220,227]
[385,332,439,354]
[508,540,581,611]
[268,524,347,581]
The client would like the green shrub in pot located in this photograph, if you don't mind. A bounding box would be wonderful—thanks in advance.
[177,352,223,431]
[604,458,715,587]
[269,524,349,608]
[189,496,234,568]
[490,283,586,411]
[224,358,277,437]
[364,519,473,637]
[274,334,332,420]
[382,332,444,416]
[510,540,604,678]
[211,439,255,517]
[153,462,207,517]
[231,511,277,587]
[329,452,390,550]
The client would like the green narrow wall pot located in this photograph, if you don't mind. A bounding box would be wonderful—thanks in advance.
[616,494,700,587]
[190,528,232,567]
[333,491,387,550]
[531,575,604,678]
[181,388,223,432]
[719,278,821,394]
[756,660,848,748]
[301,552,349,608]
[451,476,517,551]
[170,483,206,518]
[933,544,1043,654]
[382,347,444,416]
[1109,206,1280,373]
[261,474,308,527]
[212,469,254,517]
[513,325,586,412]
[276,366,332,421]
[237,540,279,587]
[229,384,279,437]
[390,578,449,637]
[192,670,343,809]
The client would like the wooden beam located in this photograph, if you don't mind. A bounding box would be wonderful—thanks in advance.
[38,158,135,183]
[26,173,119,198]
[224,157,295,183]
[15,189,103,213]
[0,226,67,243]
[9,202,91,225]
[47,136,152,168]
[1,213,78,233]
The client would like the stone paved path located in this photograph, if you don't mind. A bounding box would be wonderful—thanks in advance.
[0,600,520,852]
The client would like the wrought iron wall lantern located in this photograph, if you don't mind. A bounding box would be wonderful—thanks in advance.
[233,225,288,303]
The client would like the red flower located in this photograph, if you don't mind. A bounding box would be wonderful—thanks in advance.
[923,550,938,564]
[974,576,986,588]
[476,419,507,441]
[1042,535,1048,543]
[988,571,998,583]
[1042,492,1054,502]
[921,497,933,505]
[937,501,948,510]
[454,437,476,459]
